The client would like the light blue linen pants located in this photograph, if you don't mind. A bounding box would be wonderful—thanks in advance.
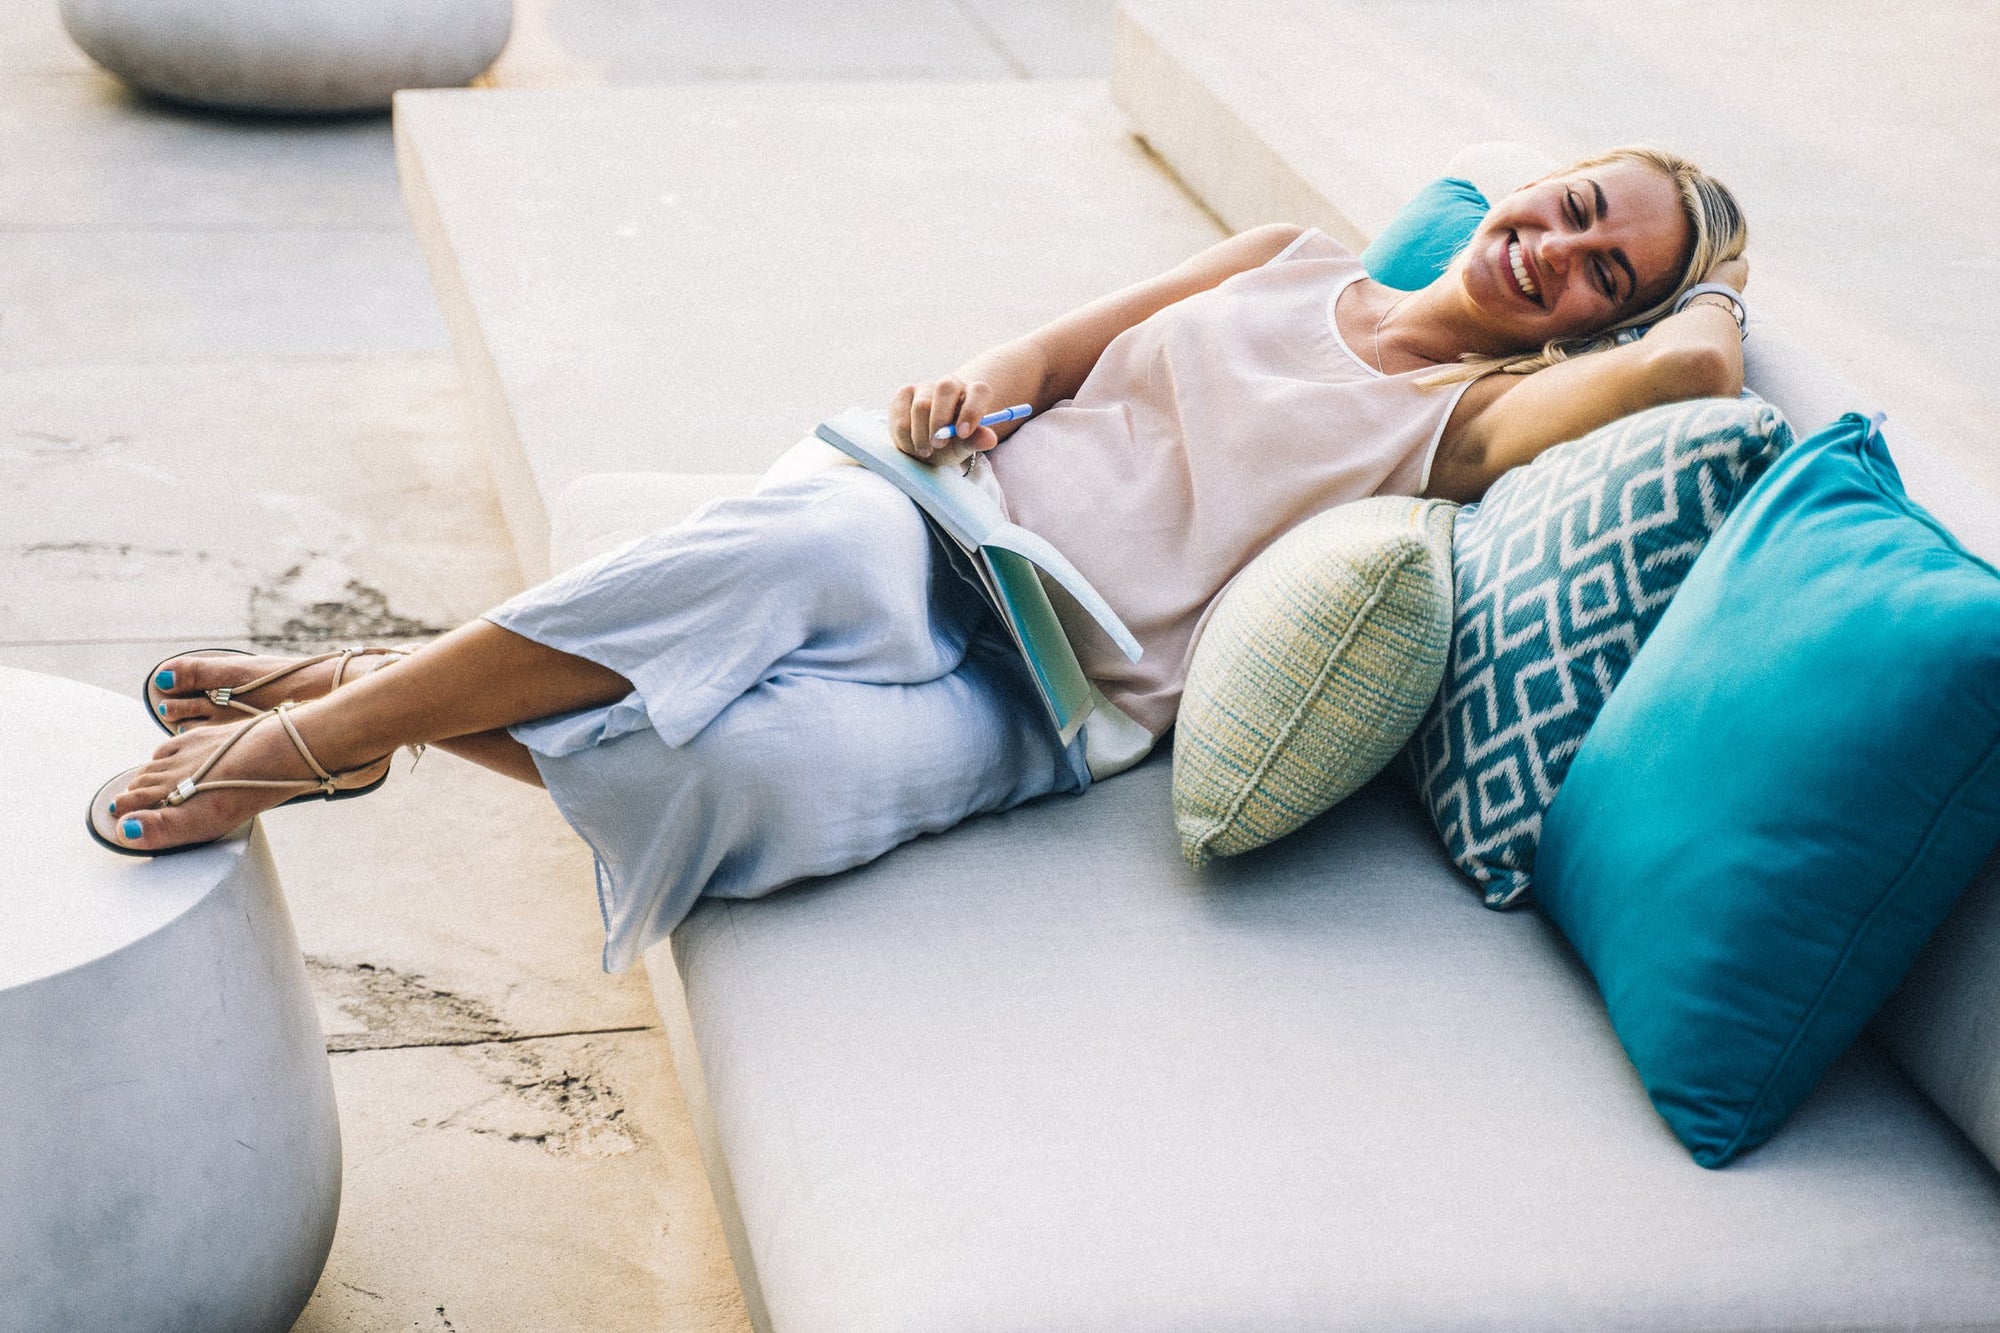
[486,467,1088,972]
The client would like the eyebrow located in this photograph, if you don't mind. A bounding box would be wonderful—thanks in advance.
[1586,177,1639,303]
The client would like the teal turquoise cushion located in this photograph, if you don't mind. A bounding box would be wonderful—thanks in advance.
[1361,177,1487,290]
[1174,497,1456,866]
[1406,397,1790,906]
[1536,414,2000,1168]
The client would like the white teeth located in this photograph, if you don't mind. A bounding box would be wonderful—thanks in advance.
[1508,238,1539,300]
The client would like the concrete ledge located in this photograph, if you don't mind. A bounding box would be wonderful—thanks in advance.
[1113,0,1551,244]
[1112,7,1365,247]
[396,81,1222,581]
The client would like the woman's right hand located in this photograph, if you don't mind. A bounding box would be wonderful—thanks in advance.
[889,377,1002,462]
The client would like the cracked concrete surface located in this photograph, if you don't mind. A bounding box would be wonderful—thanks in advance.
[309,958,517,1052]
[2,0,1116,1326]
[249,569,452,647]
[428,1040,641,1159]
[314,959,647,1159]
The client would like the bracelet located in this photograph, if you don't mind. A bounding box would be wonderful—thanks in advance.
[1673,282,1748,340]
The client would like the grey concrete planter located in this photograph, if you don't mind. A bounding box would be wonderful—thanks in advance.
[0,668,343,1333]
[61,0,513,114]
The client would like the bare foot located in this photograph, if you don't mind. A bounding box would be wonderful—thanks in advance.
[104,710,390,852]
[152,647,407,732]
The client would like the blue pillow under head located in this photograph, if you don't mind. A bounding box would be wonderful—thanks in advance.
[1536,413,2000,1168]
[1360,177,1488,291]
[1405,397,1790,907]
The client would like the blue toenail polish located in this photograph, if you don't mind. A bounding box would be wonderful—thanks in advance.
[155,670,175,690]
[156,703,167,717]
[121,818,142,840]
[107,801,117,814]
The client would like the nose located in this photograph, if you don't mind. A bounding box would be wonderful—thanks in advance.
[1538,229,1581,277]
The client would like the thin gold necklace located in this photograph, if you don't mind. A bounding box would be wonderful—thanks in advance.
[1371,290,1415,374]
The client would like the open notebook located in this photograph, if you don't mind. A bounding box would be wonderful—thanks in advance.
[814,408,1142,746]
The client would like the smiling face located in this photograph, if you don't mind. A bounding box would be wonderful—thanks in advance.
[1457,158,1693,349]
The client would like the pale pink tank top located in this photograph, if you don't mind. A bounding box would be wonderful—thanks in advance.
[986,229,1475,736]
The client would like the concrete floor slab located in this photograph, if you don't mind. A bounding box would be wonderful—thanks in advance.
[1115,0,2000,492]
[271,748,659,1041]
[395,80,1222,574]
[0,356,518,643]
[499,0,1018,83]
[0,230,448,363]
[0,75,410,231]
[960,0,1117,77]
[0,3,92,74]
[294,1031,749,1333]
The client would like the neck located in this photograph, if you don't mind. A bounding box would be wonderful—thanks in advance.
[1369,274,1520,369]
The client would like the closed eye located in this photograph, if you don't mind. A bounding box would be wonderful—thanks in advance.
[1567,188,1619,300]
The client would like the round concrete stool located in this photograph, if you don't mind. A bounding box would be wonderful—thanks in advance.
[0,667,340,1333]
[60,0,513,114]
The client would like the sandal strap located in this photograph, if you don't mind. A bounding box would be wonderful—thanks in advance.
[205,649,342,708]
[329,645,407,689]
[161,702,376,807]
[205,646,408,709]
[273,702,336,785]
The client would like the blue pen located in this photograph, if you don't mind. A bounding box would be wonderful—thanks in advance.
[933,403,1034,441]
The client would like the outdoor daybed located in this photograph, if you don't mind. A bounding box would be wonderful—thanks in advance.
[574,195,2000,1333]
[401,96,2000,1326]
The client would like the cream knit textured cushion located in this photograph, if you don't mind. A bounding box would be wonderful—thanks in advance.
[1173,496,1457,865]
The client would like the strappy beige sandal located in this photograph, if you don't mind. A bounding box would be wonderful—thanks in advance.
[88,702,393,858]
[144,645,410,736]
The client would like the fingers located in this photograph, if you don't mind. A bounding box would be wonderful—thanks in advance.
[906,381,950,460]
[920,379,966,457]
[891,378,996,462]
[953,380,995,444]
[888,383,915,455]
[1705,255,1749,292]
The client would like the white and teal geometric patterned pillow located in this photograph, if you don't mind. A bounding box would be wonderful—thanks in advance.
[1405,396,1792,908]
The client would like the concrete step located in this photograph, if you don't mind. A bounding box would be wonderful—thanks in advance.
[1112,0,2000,494]
[394,80,1222,580]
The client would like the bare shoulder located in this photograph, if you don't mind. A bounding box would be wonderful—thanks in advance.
[1187,223,1309,278]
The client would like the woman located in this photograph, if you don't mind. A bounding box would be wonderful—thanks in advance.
[93,145,1750,971]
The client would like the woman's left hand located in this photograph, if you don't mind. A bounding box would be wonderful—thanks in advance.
[1705,255,1748,293]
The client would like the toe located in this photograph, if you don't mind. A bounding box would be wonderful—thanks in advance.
[155,651,253,700]
[159,697,212,727]
[152,655,203,697]
[121,774,174,810]
[104,779,137,819]
[114,809,153,846]
[150,660,181,696]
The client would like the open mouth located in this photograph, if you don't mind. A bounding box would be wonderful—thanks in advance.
[1507,234,1542,306]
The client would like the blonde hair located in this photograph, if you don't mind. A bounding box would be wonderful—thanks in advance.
[1418,145,1747,386]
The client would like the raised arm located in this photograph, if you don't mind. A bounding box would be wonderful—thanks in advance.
[1425,258,1749,503]
[890,224,1305,460]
